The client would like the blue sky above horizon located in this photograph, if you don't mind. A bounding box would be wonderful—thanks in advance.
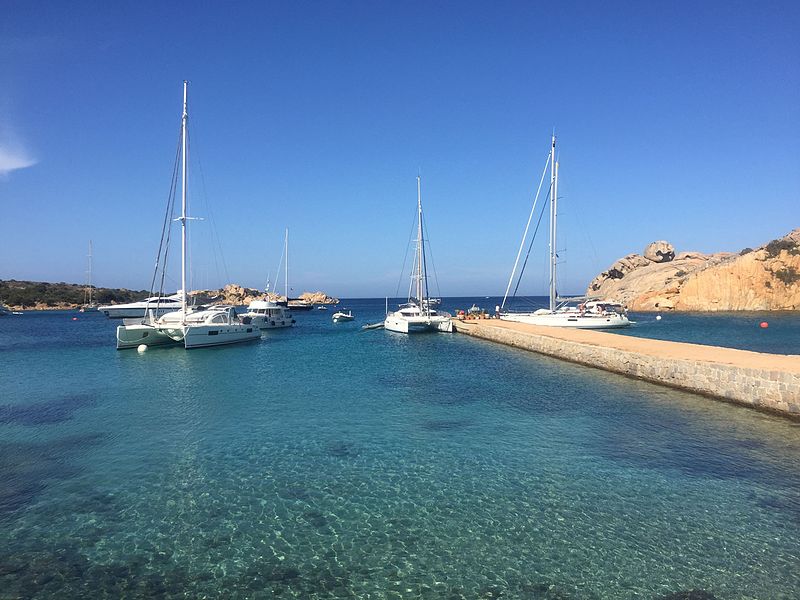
[1,1,798,298]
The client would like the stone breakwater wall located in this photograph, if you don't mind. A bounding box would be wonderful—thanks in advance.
[454,320,800,417]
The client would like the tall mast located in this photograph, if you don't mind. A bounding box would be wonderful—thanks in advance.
[285,228,289,301]
[416,175,427,311]
[180,80,188,319]
[87,240,93,305]
[548,134,557,312]
[552,159,559,312]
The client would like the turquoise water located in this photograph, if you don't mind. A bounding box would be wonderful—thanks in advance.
[1,303,799,599]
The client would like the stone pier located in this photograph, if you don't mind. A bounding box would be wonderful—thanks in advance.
[453,318,800,417]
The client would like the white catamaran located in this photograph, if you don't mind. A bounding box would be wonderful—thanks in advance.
[384,176,452,334]
[499,135,630,329]
[116,81,261,349]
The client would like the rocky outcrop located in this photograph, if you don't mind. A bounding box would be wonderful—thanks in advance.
[191,285,339,306]
[587,228,800,311]
[297,291,339,305]
[643,240,675,263]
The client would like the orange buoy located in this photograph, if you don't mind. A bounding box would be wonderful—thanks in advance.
[759,321,769,328]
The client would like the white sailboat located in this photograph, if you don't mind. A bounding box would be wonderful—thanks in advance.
[241,229,296,330]
[499,135,630,329]
[116,81,261,349]
[80,240,98,312]
[384,176,452,334]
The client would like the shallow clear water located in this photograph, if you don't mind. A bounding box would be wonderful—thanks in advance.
[1,303,799,599]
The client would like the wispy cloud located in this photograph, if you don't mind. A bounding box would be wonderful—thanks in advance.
[0,141,37,177]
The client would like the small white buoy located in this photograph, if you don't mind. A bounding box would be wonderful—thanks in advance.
[137,344,148,353]
[656,315,662,321]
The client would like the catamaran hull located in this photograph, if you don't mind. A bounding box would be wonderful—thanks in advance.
[500,313,630,329]
[159,325,262,349]
[384,316,453,334]
[116,324,180,349]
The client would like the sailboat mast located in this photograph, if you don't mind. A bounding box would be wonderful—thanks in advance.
[552,159,559,311]
[416,175,429,313]
[180,80,188,319]
[548,135,557,313]
[87,240,93,305]
[285,228,289,301]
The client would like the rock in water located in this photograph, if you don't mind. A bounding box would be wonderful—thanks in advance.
[644,240,675,263]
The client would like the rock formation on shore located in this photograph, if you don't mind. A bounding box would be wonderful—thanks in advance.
[587,228,800,311]
[192,285,339,306]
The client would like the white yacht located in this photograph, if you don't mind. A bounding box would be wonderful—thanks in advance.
[332,309,354,322]
[241,299,295,330]
[100,292,183,319]
[384,176,452,334]
[116,81,261,350]
[499,135,630,329]
[241,230,296,330]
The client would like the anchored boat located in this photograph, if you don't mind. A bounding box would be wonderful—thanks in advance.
[116,81,260,349]
[499,135,630,329]
[384,176,452,334]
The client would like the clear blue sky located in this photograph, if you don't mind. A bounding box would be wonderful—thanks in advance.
[1,1,798,298]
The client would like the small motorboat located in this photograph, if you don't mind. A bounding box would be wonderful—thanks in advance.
[316,305,328,311]
[332,310,354,323]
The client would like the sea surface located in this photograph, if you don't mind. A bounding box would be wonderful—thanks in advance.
[1,301,799,599]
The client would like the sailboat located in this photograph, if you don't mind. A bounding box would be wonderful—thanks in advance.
[499,135,630,329]
[79,241,99,312]
[241,229,296,330]
[116,81,261,349]
[384,176,452,334]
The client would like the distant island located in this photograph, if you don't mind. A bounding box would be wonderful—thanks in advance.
[0,280,339,311]
[588,228,800,311]
[0,280,150,310]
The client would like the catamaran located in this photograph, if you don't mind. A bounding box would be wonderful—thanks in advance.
[116,81,261,349]
[499,135,630,329]
[384,176,452,334]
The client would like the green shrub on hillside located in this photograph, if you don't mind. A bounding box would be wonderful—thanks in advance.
[0,280,149,307]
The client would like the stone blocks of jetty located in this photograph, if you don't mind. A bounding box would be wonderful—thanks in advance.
[454,319,800,417]
[587,228,800,311]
